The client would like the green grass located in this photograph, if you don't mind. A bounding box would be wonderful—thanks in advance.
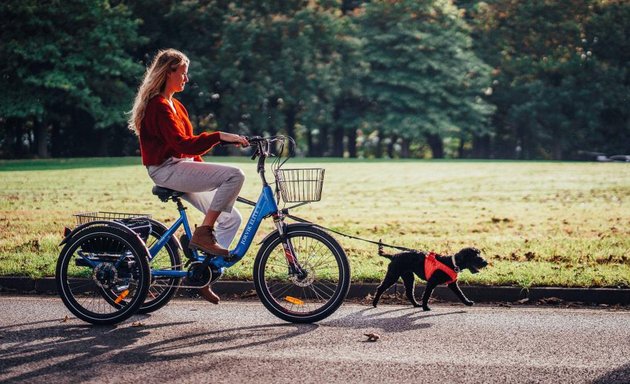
[1,157,628,288]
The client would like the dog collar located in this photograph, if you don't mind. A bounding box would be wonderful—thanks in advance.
[451,255,461,273]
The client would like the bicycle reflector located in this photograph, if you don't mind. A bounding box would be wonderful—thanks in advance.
[285,296,304,306]
[115,289,129,304]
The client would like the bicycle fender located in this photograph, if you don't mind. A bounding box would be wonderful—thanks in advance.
[257,223,318,246]
[59,220,144,246]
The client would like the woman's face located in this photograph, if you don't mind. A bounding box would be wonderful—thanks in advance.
[165,63,189,94]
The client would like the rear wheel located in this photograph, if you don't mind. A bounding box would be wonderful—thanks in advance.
[253,225,350,323]
[55,225,150,325]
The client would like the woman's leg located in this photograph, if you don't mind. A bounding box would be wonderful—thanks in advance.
[183,190,242,249]
[149,159,244,255]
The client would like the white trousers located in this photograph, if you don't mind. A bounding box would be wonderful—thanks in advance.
[182,190,242,248]
[147,157,243,248]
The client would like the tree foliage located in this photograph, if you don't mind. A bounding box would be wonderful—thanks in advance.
[465,0,629,159]
[0,0,144,157]
[0,0,627,159]
[358,0,493,157]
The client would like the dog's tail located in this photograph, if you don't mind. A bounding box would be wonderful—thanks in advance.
[378,241,393,259]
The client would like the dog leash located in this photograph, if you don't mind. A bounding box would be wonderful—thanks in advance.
[236,197,416,252]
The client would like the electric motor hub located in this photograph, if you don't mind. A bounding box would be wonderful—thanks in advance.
[186,262,212,287]
[93,262,118,289]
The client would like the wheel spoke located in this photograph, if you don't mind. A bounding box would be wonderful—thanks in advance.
[255,228,349,323]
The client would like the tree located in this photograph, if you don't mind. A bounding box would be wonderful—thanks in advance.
[356,0,494,158]
[0,0,144,158]
[466,0,629,159]
[209,1,350,156]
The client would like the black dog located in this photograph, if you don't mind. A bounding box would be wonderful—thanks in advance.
[372,246,488,311]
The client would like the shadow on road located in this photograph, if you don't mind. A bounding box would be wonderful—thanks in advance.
[113,322,318,362]
[0,317,317,382]
[324,306,467,333]
[592,363,630,384]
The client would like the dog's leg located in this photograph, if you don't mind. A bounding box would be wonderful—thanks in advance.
[421,280,440,311]
[373,269,400,307]
[400,271,420,307]
[448,282,474,306]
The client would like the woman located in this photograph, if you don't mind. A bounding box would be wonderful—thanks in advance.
[129,49,248,304]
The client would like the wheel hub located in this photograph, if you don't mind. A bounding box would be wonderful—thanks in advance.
[289,262,315,287]
[93,263,118,289]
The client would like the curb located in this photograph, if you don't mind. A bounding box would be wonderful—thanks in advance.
[1,277,628,305]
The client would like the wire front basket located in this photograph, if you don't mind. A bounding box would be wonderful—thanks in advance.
[74,211,152,226]
[274,168,325,203]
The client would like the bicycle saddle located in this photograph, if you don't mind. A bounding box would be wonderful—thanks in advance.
[152,186,185,202]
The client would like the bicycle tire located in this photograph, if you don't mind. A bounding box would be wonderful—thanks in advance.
[137,219,182,314]
[55,224,150,325]
[253,224,350,323]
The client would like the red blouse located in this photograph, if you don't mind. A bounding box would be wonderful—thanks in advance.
[139,95,220,166]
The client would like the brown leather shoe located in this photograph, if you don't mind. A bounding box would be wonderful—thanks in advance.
[199,285,220,304]
[189,225,229,256]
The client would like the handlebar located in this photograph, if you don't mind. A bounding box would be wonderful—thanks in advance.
[218,135,294,184]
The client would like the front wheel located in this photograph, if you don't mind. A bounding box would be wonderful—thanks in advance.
[253,225,350,323]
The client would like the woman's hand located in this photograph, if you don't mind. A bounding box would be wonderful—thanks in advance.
[219,132,249,147]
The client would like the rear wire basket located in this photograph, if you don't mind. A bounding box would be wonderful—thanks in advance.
[73,212,153,246]
[74,211,152,226]
[274,168,325,203]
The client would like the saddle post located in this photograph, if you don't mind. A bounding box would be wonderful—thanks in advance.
[172,194,186,213]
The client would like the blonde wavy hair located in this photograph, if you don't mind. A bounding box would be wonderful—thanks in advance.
[128,49,190,135]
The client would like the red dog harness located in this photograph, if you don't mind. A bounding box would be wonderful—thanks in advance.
[424,252,458,284]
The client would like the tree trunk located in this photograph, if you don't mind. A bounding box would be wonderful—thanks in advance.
[374,135,383,158]
[472,135,490,159]
[426,133,444,158]
[35,122,50,158]
[306,128,313,156]
[95,129,109,157]
[320,125,329,157]
[332,127,344,157]
[347,129,357,158]
[386,135,398,158]
[285,107,296,144]
[310,125,327,157]
[457,135,465,159]
[401,138,411,158]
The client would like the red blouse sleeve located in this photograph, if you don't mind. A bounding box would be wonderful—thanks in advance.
[153,101,220,156]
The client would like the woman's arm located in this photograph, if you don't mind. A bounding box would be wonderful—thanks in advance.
[154,102,221,156]
[219,132,249,147]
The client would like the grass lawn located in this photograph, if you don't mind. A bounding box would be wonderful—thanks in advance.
[1,157,628,288]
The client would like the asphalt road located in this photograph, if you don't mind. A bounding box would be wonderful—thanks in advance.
[0,295,628,384]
